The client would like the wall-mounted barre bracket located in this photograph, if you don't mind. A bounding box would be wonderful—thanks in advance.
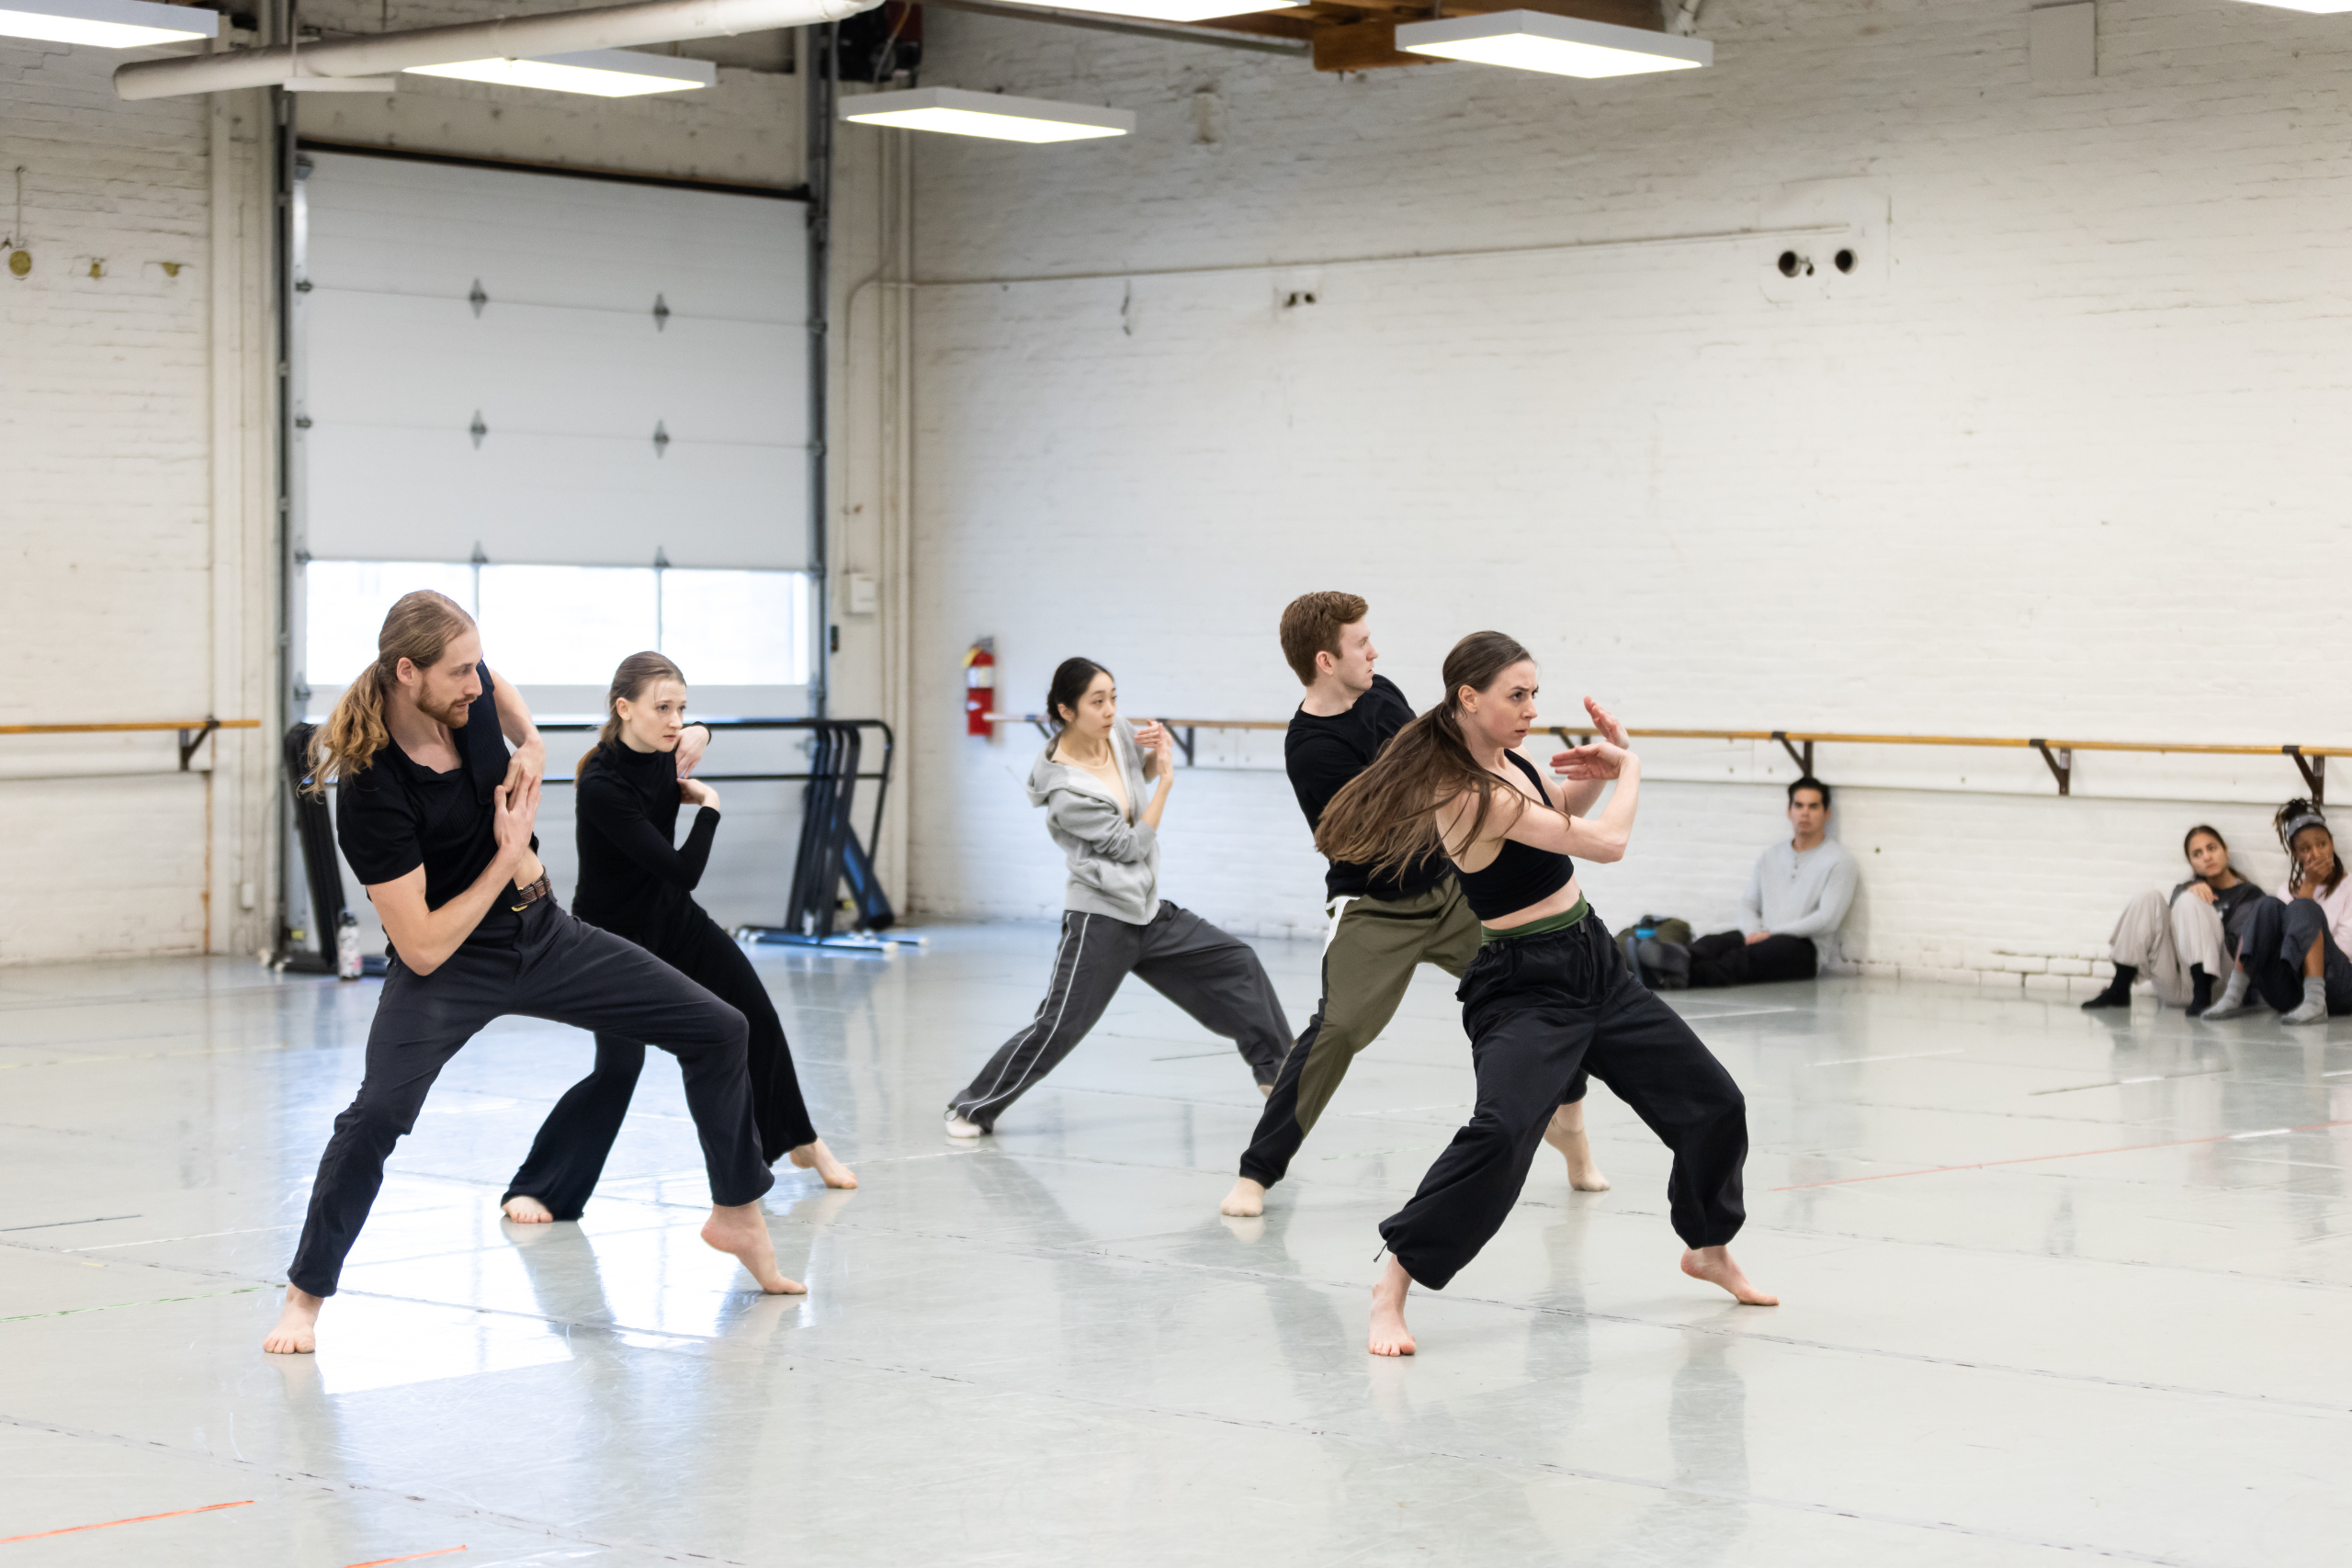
[1028,716,1055,743]
[1173,725,1196,768]
[2030,739,2072,796]
[1771,731,1815,774]
[176,716,221,772]
[2287,746,2325,807]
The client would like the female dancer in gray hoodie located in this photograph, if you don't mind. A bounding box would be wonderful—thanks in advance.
[945,658,1293,1136]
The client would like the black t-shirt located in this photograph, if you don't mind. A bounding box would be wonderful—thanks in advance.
[571,738,720,953]
[335,668,532,950]
[1286,673,1444,901]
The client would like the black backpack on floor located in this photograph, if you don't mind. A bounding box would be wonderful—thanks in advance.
[1620,914,1693,991]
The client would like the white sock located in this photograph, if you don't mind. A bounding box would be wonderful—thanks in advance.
[2304,976,2328,1011]
[2216,970,2249,1009]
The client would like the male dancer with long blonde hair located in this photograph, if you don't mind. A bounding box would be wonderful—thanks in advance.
[262,591,794,1355]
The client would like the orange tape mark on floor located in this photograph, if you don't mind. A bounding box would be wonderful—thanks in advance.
[0,1499,254,1544]
[1772,1117,2352,1191]
[337,1548,467,1568]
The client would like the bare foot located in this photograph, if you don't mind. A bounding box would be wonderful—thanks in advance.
[502,1194,555,1224]
[1544,1104,1611,1191]
[787,1139,859,1190]
[262,1285,323,1354]
[1368,1254,1417,1356]
[1220,1177,1266,1218]
[1680,1246,1777,1305]
[701,1202,806,1294]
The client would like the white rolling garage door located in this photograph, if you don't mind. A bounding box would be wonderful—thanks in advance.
[288,150,817,950]
[295,149,809,570]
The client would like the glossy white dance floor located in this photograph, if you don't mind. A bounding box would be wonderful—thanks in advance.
[3,923,2347,1565]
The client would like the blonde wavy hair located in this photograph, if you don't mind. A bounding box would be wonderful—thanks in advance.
[302,590,476,795]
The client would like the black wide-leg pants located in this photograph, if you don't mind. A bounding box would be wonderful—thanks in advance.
[503,910,820,1219]
[948,901,1291,1133]
[285,899,770,1298]
[1687,930,1818,988]
[1379,912,1749,1291]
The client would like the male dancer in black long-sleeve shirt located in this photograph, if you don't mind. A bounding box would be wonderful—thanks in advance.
[263,592,796,1354]
[1220,593,1612,1218]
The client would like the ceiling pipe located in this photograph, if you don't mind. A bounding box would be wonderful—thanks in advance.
[115,0,881,99]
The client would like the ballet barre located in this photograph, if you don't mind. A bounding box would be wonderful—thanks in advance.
[986,713,1283,768]
[0,716,261,772]
[986,713,2346,802]
[1544,729,2347,803]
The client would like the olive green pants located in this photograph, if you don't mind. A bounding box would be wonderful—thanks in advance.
[1236,880,1485,1188]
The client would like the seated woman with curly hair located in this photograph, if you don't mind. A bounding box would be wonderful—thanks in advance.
[2202,799,2352,1025]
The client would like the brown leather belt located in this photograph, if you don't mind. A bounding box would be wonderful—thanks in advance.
[509,873,553,912]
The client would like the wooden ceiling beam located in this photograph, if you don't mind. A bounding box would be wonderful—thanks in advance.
[1309,17,1430,69]
[1185,0,1670,71]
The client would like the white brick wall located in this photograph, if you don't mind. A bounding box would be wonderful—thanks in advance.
[888,0,2352,986]
[1,39,277,964]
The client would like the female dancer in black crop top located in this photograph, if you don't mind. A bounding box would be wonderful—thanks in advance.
[1317,631,1772,1356]
[500,652,854,1225]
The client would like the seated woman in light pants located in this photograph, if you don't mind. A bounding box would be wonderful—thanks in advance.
[2205,799,2352,1025]
[2082,826,2264,1016]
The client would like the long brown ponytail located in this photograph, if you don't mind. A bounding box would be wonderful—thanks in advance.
[580,650,687,777]
[304,590,476,795]
[1315,631,1547,877]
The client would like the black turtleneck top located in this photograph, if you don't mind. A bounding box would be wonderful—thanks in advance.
[572,739,721,951]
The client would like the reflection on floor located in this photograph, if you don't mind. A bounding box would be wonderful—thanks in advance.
[3,924,2349,1565]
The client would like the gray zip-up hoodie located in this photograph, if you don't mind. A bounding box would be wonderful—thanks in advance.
[1027,717,1160,925]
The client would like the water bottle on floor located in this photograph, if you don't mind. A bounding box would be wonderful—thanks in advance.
[335,912,363,981]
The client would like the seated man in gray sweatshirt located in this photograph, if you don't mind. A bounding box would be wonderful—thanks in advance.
[1687,776,1859,987]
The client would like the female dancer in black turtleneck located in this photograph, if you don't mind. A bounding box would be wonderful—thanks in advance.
[501,652,854,1222]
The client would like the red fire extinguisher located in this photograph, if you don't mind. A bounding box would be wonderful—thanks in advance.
[963,638,996,738]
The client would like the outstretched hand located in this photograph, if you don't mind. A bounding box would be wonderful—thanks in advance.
[1553,739,1629,781]
[1581,695,1628,749]
[1550,696,1629,776]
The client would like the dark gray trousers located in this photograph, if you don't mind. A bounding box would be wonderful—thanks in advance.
[286,898,770,1297]
[2237,896,2352,1015]
[949,901,1291,1132]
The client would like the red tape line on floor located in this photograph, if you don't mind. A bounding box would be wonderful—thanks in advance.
[0,1499,254,1544]
[337,1548,466,1567]
[1772,1117,2352,1191]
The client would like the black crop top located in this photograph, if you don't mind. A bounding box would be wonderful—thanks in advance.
[1453,751,1576,920]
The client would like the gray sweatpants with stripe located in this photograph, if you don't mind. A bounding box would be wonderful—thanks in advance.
[949,902,1292,1132]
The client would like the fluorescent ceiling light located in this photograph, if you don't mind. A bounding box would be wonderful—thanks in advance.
[842,86,1134,144]
[0,0,217,48]
[404,48,715,97]
[987,0,1291,21]
[1396,11,1712,78]
[2225,0,2352,10]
